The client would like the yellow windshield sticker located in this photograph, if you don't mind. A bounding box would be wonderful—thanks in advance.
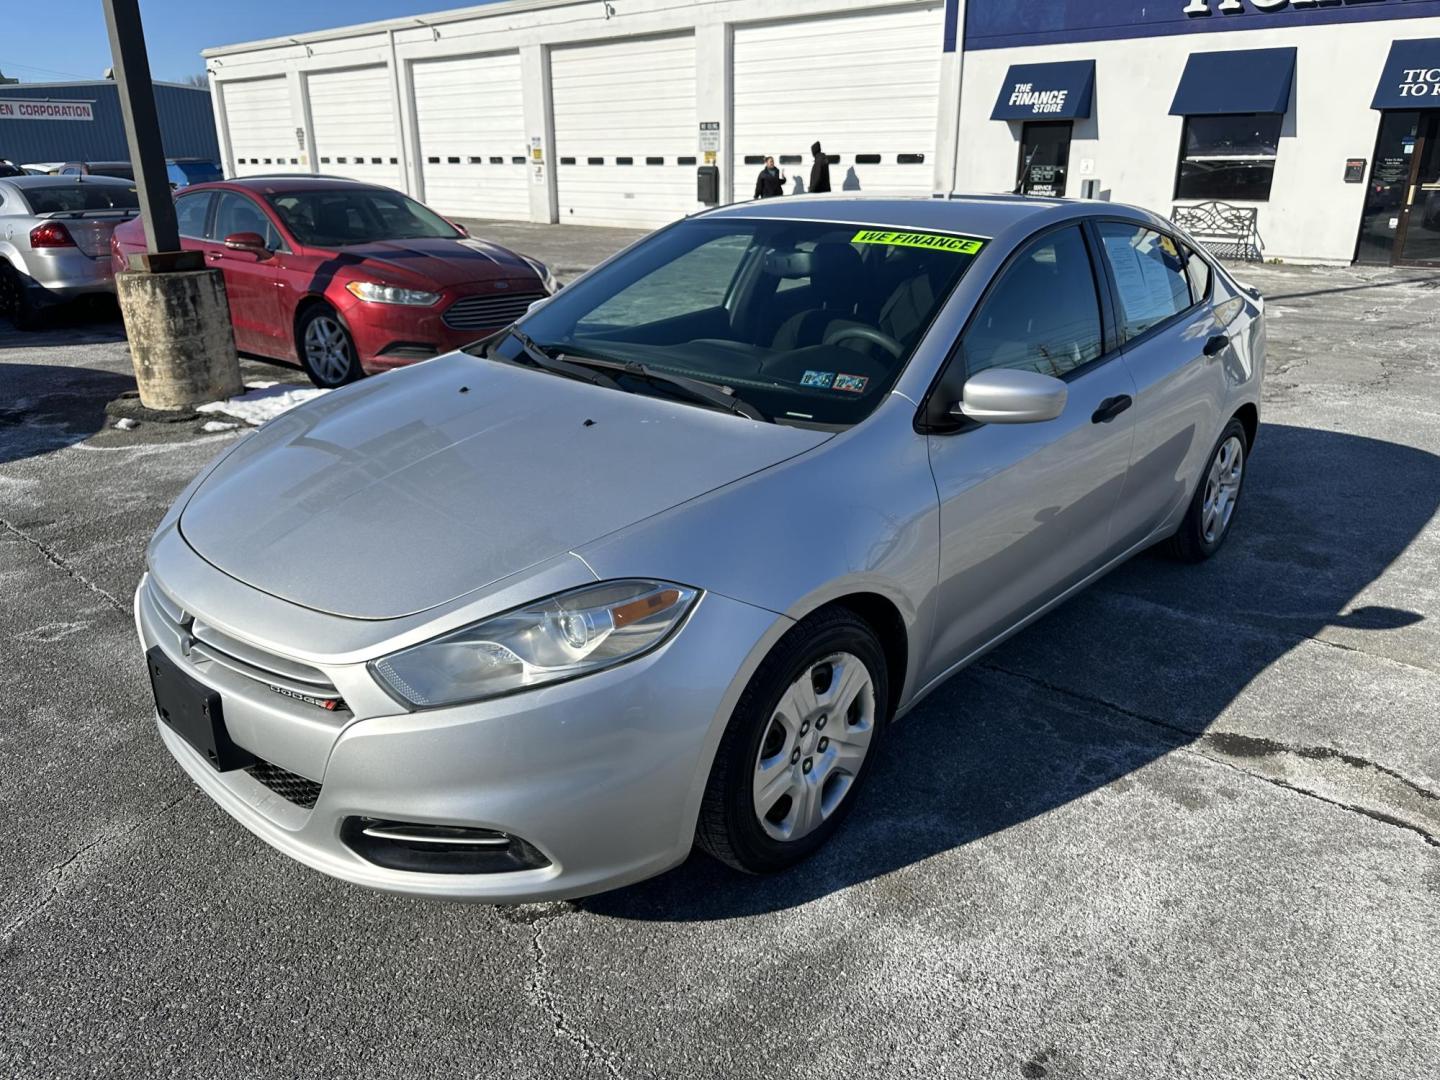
[852,229,985,255]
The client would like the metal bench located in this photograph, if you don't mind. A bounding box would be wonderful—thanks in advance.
[1170,201,1261,262]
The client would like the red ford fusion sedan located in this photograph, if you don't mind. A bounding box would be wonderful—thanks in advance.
[111,176,558,387]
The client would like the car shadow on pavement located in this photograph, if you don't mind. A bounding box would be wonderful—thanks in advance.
[585,422,1440,921]
[0,362,137,466]
[0,300,126,347]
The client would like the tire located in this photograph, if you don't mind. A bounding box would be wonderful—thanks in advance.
[297,305,362,388]
[1165,418,1249,563]
[697,607,889,874]
[0,263,40,331]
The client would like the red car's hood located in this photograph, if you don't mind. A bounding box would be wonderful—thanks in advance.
[324,237,540,288]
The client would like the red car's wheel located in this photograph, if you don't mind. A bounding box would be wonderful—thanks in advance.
[298,306,362,388]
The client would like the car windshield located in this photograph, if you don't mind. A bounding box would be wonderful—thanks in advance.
[489,217,985,427]
[265,188,459,246]
[86,164,134,179]
[22,183,140,213]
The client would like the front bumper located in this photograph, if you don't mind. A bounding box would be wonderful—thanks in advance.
[135,569,783,902]
[336,282,547,374]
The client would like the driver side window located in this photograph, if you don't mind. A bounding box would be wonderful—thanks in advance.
[963,225,1102,379]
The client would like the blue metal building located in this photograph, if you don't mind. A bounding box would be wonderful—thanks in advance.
[0,80,219,165]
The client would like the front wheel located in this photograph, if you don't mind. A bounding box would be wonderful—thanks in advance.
[697,608,889,874]
[1166,418,1249,562]
[297,306,362,388]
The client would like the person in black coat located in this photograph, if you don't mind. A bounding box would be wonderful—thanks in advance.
[808,141,832,194]
[754,156,785,199]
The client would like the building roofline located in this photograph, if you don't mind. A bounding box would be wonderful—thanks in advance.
[201,0,583,58]
[0,79,209,93]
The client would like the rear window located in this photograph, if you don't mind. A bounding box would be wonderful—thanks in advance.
[87,164,134,179]
[170,161,222,184]
[22,184,140,214]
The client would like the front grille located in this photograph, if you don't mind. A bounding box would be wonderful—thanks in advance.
[145,578,346,712]
[443,291,546,330]
[247,760,322,809]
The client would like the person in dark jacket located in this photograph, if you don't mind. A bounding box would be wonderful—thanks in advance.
[808,141,832,194]
[754,156,785,199]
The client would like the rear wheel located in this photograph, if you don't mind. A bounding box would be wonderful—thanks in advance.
[297,306,361,388]
[697,608,888,874]
[0,263,40,330]
[1165,418,1249,562]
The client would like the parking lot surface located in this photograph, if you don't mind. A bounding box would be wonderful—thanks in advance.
[2,231,1438,1078]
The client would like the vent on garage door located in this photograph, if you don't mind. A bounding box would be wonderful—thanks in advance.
[732,5,943,199]
[412,52,529,221]
[552,34,698,229]
[307,67,400,187]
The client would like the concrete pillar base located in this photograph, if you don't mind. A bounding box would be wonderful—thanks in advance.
[116,268,243,410]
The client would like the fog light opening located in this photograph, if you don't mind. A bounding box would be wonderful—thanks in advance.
[341,817,550,875]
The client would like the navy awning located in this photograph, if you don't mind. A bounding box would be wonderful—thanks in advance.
[1372,38,1440,110]
[991,60,1095,121]
[1169,47,1297,116]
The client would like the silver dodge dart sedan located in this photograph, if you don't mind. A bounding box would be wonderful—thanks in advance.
[136,195,1264,902]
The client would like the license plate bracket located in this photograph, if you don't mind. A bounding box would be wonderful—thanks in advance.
[146,646,255,772]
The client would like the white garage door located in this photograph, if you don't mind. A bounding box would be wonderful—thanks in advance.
[224,78,295,177]
[412,52,529,221]
[552,34,698,229]
[733,6,943,200]
[308,66,402,188]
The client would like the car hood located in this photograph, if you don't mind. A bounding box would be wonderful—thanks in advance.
[178,353,831,620]
[334,236,540,288]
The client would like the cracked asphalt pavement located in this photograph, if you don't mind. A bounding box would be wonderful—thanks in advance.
[2,235,1439,1078]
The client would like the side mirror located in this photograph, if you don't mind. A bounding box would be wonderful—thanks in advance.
[450,221,470,237]
[953,368,1068,425]
[223,231,271,257]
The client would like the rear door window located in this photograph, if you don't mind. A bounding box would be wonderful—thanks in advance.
[175,192,213,240]
[1182,243,1212,304]
[963,225,1103,379]
[1096,223,1194,339]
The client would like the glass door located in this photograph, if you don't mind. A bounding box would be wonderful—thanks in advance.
[1356,112,1418,265]
[1396,113,1440,267]
[1017,121,1071,198]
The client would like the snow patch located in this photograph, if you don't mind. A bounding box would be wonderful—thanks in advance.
[113,417,139,430]
[197,381,329,426]
[200,420,240,433]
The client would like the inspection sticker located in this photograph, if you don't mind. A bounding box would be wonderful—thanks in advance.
[833,374,869,393]
[801,370,835,388]
[852,230,985,255]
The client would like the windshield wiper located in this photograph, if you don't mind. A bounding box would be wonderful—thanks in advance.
[494,327,621,390]
[552,349,770,423]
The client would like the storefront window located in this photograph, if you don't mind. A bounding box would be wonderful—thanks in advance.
[1018,121,1072,198]
[1175,113,1283,202]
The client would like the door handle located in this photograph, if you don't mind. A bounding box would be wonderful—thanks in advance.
[1091,394,1132,424]
[1203,334,1230,357]
[207,252,222,262]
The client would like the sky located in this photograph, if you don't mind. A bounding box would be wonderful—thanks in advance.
[0,0,489,86]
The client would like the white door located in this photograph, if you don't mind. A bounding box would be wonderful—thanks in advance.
[307,66,402,188]
[732,6,944,200]
[552,34,698,229]
[412,52,529,221]
[223,78,295,177]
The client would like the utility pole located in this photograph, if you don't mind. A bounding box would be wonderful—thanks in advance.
[101,0,241,408]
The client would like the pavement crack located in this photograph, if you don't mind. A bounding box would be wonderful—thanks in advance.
[0,790,192,943]
[0,514,126,615]
[523,906,626,1079]
[981,662,1440,852]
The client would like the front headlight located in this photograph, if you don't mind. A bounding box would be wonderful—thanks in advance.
[370,580,700,708]
[345,280,441,306]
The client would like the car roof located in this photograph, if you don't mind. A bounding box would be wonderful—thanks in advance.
[698,193,1155,240]
[64,161,132,168]
[1,174,136,188]
[196,175,384,196]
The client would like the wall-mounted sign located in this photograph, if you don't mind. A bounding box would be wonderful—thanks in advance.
[1344,158,1367,183]
[295,127,306,151]
[1184,0,1404,16]
[0,98,94,122]
[990,61,1096,120]
[698,121,720,153]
